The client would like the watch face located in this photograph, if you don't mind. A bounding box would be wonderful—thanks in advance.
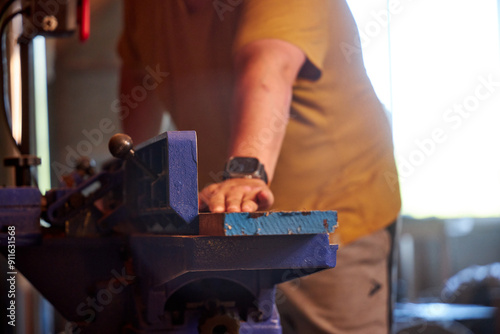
[228,157,260,173]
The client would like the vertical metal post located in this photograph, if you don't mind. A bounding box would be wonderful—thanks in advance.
[18,35,33,157]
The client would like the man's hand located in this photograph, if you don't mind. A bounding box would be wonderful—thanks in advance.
[199,179,274,213]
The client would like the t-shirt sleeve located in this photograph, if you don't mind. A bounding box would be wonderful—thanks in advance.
[233,0,330,80]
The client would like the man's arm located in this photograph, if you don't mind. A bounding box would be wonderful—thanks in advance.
[119,66,165,144]
[199,39,306,213]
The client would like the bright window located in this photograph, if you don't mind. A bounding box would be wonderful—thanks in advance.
[348,0,500,218]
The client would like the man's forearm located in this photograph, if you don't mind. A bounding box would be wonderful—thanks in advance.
[229,65,292,181]
[229,39,306,181]
[119,66,164,144]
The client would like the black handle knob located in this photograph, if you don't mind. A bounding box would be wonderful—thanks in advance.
[108,133,135,160]
[108,133,157,180]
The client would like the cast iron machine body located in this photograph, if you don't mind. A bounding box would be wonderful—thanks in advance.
[0,131,338,333]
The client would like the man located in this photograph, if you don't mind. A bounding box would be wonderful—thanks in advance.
[118,0,401,332]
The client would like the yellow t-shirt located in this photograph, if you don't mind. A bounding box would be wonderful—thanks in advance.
[118,0,401,245]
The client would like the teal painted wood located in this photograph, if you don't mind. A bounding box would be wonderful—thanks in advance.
[222,211,337,236]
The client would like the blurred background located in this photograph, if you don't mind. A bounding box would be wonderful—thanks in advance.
[0,0,499,333]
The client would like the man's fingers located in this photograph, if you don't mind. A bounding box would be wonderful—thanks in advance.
[256,189,274,210]
[226,192,245,212]
[199,179,274,213]
[241,188,264,212]
[241,199,259,212]
[208,191,226,213]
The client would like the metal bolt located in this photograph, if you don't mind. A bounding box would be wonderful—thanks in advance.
[42,15,58,31]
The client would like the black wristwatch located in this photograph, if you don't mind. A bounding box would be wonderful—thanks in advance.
[222,157,268,184]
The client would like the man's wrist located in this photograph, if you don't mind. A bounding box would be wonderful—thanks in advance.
[222,156,269,184]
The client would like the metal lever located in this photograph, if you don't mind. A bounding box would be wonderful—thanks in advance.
[108,133,158,180]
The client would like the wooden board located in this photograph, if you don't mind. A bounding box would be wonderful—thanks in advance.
[198,211,337,236]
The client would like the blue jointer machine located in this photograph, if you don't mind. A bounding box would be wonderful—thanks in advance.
[0,131,338,333]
